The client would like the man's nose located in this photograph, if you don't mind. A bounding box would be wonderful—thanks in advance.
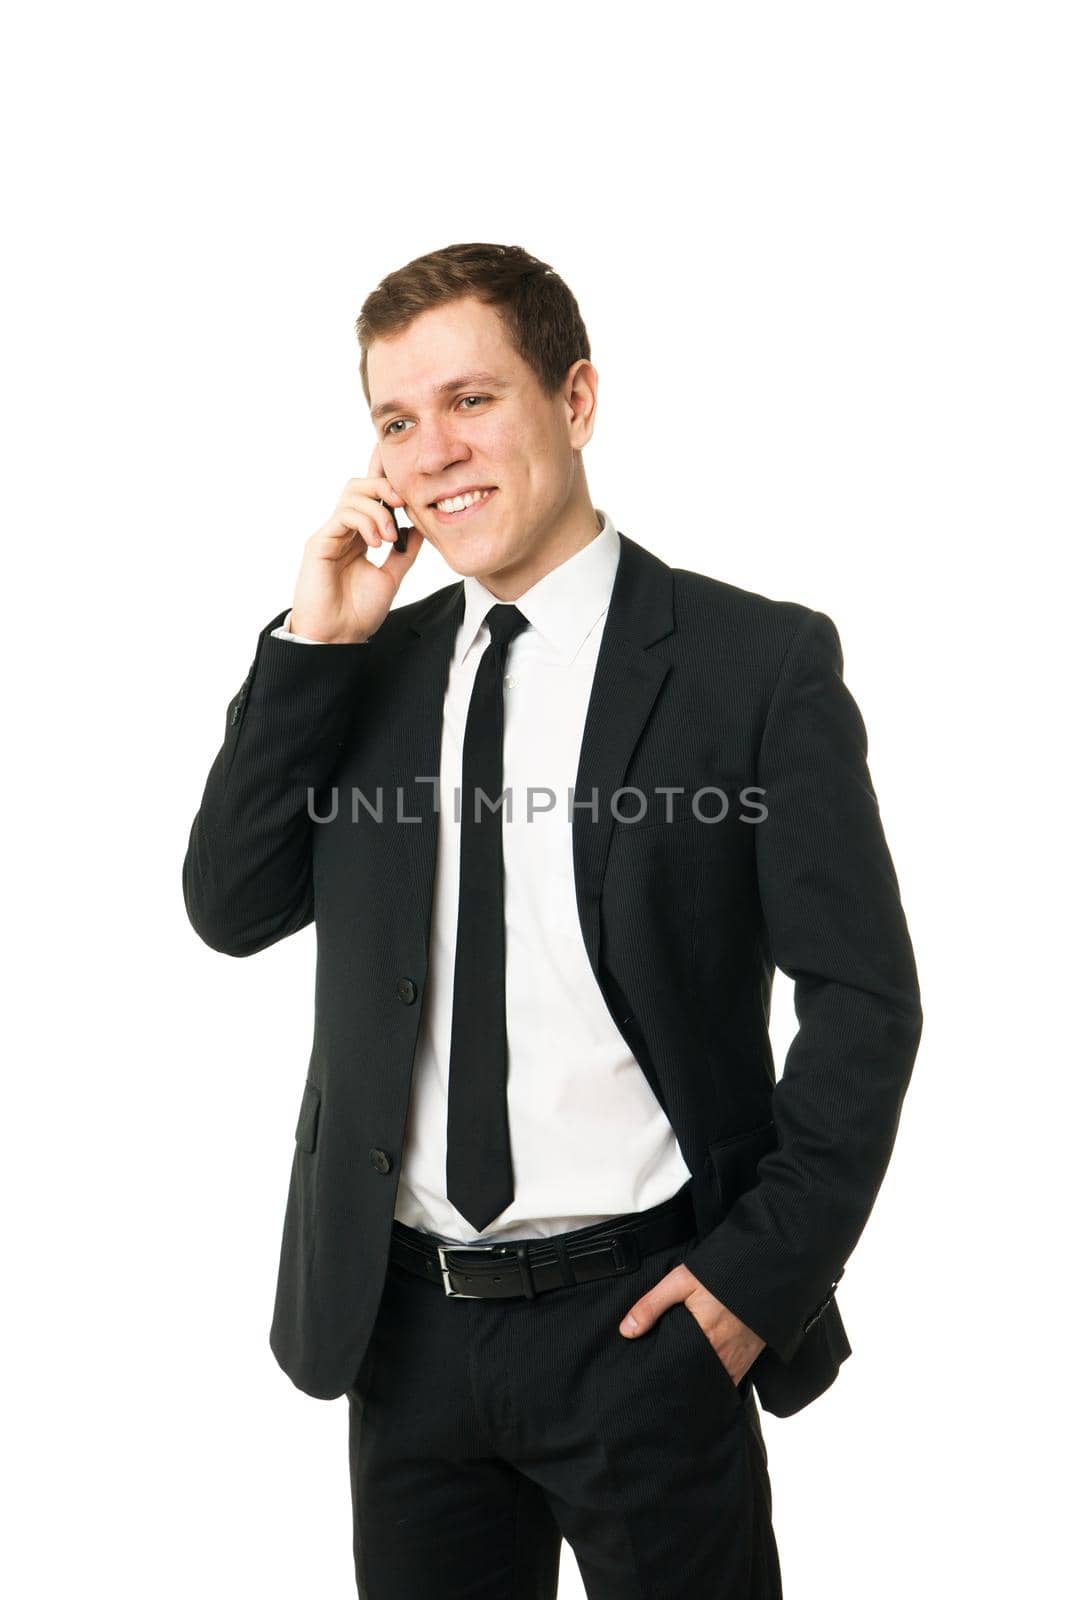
[415,416,471,477]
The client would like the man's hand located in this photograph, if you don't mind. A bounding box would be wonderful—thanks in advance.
[618,1262,767,1385]
[288,444,424,644]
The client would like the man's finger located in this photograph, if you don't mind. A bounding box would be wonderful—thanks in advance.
[618,1268,688,1337]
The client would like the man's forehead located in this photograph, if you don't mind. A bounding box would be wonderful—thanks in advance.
[368,300,514,388]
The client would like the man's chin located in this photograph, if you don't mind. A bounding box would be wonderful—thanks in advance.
[435,533,511,582]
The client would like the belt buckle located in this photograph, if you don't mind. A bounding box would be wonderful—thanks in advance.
[436,1241,498,1298]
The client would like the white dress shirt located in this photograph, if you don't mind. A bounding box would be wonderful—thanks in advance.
[273,511,692,1243]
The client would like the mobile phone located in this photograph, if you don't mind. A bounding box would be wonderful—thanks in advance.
[379,497,407,554]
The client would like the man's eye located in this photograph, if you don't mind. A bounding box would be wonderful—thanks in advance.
[384,397,487,437]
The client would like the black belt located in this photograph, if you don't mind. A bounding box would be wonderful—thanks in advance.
[389,1180,697,1300]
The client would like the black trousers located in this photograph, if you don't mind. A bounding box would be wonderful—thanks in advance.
[346,1199,783,1598]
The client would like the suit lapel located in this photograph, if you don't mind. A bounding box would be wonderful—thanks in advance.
[394,530,676,982]
[570,533,675,974]
[389,579,465,967]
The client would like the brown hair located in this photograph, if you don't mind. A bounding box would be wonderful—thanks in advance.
[355,242,591,407]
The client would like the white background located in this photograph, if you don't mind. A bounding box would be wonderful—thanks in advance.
[4,2,1063,1594]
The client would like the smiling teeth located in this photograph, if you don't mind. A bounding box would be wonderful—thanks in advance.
[436,488,493,514]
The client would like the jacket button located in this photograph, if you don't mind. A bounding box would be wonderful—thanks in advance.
[396,978,417,1004]
[802,1272,844,1334]
[369,1148,392,1174]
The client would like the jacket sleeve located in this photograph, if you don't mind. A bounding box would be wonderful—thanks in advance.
[683,608,923,1363]
[182,606,371,957]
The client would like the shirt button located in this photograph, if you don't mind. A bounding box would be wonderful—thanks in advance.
[369,1148,392,1174]
[396,978,417,1004]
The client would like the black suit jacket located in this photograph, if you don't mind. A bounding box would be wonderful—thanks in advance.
[183,530,922,1417]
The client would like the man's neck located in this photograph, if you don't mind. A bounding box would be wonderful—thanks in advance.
[478,506,602,601]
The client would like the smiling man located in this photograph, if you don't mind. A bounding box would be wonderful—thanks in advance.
[183,242,923,1598]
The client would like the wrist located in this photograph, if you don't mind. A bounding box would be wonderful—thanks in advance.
[289,614,366,645]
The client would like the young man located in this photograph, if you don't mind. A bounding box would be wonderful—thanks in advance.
[183,242,922,1598]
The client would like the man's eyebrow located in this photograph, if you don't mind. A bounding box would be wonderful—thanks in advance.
[370,371,509,423]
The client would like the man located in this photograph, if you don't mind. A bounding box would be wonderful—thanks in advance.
[183,242,923,1598]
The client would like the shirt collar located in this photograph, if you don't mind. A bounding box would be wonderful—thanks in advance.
[454,508,620,668]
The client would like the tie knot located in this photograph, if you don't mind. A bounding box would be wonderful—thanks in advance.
[485,602,530,656]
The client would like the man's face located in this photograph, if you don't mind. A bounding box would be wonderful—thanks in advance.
[368,295,595,584]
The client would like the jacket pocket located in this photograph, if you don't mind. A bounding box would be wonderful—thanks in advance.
[294,1079,321,1154]
[703,1118,778,1213]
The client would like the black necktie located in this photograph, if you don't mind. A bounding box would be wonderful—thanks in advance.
[446,601,531,1231]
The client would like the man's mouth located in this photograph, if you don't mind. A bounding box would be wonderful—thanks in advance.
[428,486,498,522]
